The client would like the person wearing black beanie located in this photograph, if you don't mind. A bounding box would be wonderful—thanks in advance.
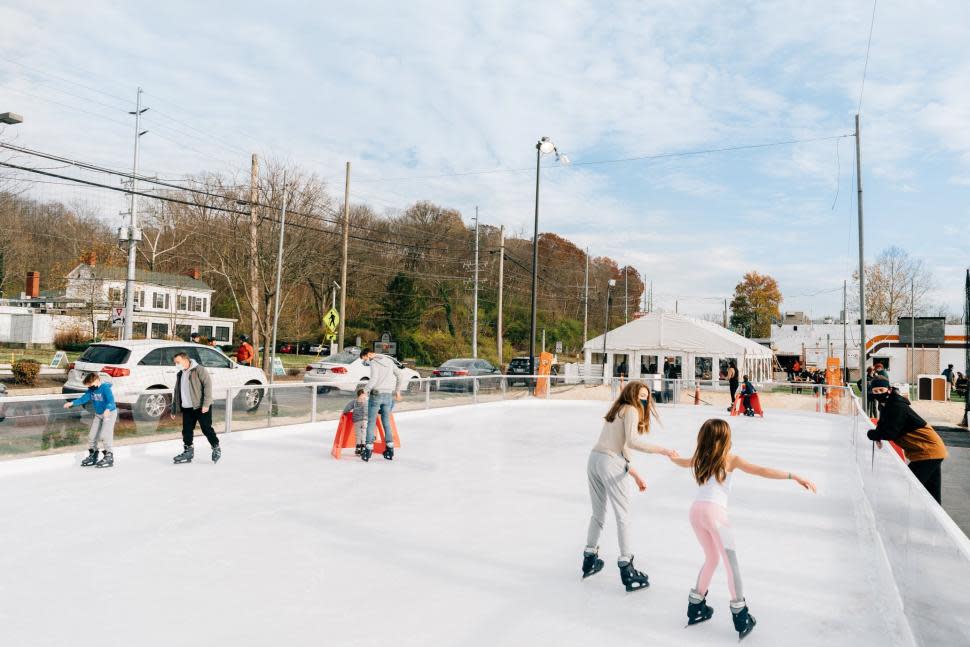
[866,377,948,503]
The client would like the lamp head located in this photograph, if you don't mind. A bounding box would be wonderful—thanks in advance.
[0,112,24,125]
[608,279,617,287]
[538,137,556,154]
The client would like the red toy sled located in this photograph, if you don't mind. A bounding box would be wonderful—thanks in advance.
[330,411,400,459]
[731,392,764,417]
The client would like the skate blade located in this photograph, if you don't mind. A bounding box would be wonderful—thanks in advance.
[625,583,649,592]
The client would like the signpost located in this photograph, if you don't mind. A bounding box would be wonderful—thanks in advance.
[271,357,286,377]
[50,351,68,369]
[110,307,125,328]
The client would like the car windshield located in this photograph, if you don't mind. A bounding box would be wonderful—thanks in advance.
[326,350,359,364]
[78,345,131,365]
[441,359,475,368]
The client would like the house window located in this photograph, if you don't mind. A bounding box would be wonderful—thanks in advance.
[151,322,169,339]
[198,325,213,340]
[108,288,123,302]
[176,324,192,341]
[137,290,145,307]
[132,322,148,339]
[202,297,208,313]
[153,292,165,309]
[164,293,171,310]
[215,326,230,342]
[178,295,188,311]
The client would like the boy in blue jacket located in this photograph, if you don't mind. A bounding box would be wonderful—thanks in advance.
[64,372,117,468]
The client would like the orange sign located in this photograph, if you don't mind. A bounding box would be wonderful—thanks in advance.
[824,357,842,413]
[534,352,554,397]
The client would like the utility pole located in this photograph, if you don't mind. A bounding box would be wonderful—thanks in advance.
[855,114,868,410]
[122,87,148,340]
[582,247,589,345]
[269,171,288,385]
[541,328,546,354]
[723,299,728,328]
[497,226,505,366]
[339,162,350,351]
[249,153,260,367]
[624,267,629,323]
[911,277,915,385]
[675,300,679,314]
[472,207,479,358]
[650,281,653,312]
[842,280,849,384]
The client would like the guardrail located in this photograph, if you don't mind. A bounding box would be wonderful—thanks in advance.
[0,376,861,458]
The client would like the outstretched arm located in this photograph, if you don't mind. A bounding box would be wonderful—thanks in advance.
[669,456,693,468]
[623,409,679,458]
[731,456,816,492]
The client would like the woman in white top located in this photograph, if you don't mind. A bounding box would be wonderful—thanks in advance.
[669,418,816,640]
[582,380,679,592]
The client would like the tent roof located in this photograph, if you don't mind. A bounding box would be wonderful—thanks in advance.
[584,311,772,358]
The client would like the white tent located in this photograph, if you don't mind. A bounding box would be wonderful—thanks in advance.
[583,311,773,383]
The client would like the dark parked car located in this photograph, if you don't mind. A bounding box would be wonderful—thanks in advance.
[506,357,536,387]
[432,358,501,392]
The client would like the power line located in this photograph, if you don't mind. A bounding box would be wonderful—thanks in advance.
[857,0,879,114]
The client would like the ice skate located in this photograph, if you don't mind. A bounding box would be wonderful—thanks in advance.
[618,557,649,591]
[173,445,194,464]
[731,600,757,640]
[686,589,714,626]
[581,548,604,579]
[95,450,114,468]
[81,449,99,467]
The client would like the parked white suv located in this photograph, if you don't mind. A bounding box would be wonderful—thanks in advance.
[63,340,267,420]
[303,347,420,393]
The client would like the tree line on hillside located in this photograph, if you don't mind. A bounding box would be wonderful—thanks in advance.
[0,163,644,370]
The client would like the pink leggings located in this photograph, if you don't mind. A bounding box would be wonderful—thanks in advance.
[689,501,743,601]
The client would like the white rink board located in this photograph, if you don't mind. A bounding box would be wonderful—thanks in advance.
[0,401,918,647]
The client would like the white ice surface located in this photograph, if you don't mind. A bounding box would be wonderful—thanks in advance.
[0,401,914,647]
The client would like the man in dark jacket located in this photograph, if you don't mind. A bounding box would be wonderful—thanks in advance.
[866,377,948,503]
[169,352,221,464]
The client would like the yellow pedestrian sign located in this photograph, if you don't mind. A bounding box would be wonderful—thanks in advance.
[324,308,340,332]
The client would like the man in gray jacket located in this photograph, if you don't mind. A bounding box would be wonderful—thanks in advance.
[359,348,404,462]
[170,351,221,464]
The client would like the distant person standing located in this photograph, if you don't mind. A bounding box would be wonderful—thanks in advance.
[942,364,956,398]
[874,363,889,380]
[170,352,221,464]
[726,361,739,413]
[189,331,201,344]
[792,359,801,376]
[866,377,948,503]
[235,334,254,367]
[858,366,877,418]
[358,348,405,462]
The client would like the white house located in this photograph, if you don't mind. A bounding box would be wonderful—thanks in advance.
[0,265,235,346]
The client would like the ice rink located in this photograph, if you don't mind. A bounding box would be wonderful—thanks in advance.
[0,400,925,646]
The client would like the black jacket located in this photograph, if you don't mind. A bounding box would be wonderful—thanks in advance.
[866,393,925,443]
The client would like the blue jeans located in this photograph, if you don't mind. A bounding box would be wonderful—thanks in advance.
[366,392,394,446]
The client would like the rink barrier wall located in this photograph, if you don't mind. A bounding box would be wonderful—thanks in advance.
[847,392,970,646]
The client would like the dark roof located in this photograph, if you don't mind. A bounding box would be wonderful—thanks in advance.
[77,265,212,291]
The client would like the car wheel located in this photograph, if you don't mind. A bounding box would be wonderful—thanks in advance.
[135,390,170,421]
[316,385,333,395]
[235,384,264,412]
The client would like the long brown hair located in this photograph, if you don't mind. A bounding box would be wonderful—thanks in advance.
[604,380,658,435]
[692,418,732,485]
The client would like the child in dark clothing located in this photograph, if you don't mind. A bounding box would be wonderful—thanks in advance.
[739,376,756,417]
[343,388,369,456]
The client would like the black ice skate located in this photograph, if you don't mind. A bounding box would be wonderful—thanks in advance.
[618,557,649,591]
[354,444,363,456]
[173,445,194,464]
[686,589,714,626]
[81,449,99,467]
[581,548,604,579]
[95,451,114,469]
[731,600,757,640]
[212,446,221,463]
[383,446,394,460]
[361,445,372,462]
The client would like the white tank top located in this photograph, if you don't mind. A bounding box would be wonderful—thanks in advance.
[696,471,734,507]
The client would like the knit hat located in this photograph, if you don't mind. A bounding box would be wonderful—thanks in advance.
[870,377,891,390]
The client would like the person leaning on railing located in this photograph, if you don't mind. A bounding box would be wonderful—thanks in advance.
[865,377,948,504]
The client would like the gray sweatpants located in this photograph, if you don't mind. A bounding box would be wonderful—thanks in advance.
[585,450,633,561]
[87,410,116,451]
[353,420,366,444]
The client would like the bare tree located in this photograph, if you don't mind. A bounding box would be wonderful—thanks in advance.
[852,247,935,324]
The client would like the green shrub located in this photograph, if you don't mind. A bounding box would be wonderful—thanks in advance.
[12,359,41,386]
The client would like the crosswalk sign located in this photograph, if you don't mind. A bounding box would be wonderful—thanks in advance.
[324,308,340,332]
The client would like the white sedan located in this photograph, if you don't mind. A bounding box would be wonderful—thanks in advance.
[302,348,420,393]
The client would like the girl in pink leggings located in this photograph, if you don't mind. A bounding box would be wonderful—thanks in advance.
[670,418,816,640]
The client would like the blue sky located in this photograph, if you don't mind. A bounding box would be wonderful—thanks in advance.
[1,0,968,319]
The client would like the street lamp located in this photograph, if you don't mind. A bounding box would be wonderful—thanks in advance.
[602,279,616,382]
[0,112,23,125]
[529,136,567,381]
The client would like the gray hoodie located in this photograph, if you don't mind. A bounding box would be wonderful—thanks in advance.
[172,360,214,412]
[362,354,405,395]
